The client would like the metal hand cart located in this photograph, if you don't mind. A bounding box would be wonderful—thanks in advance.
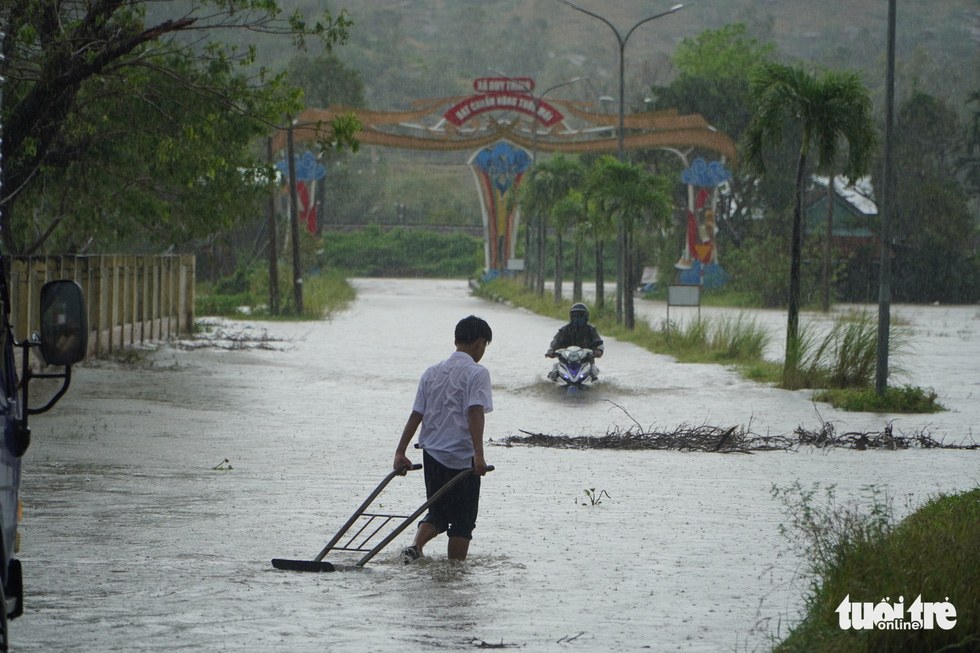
[272,463,493,572]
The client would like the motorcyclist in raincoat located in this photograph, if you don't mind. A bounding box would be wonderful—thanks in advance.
[546,303,603,381]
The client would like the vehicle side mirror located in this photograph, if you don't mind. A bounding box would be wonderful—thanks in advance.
[39,280,87,367]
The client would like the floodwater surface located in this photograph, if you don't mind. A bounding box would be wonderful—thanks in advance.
[15,279,980,651]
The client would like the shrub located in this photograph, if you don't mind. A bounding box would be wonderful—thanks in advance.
[813,384,946,413]
[772,483,980,652]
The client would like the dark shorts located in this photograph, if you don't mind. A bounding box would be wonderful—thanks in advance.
[420,450,481,540]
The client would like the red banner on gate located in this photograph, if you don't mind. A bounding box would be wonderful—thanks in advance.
[444,92,564,127]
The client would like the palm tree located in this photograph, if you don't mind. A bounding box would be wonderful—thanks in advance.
[585,156,672,329]
[586,196,614,311]
[551,189,589,303]
[518,155,585,297]
[742,63,877,386]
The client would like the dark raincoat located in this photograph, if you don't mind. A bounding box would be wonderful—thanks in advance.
[549,322,604,354]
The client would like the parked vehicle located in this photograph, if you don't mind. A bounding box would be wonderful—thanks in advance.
[0,269,87,650]
[1,25,89,649]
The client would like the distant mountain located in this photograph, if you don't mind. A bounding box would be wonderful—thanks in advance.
[271,0,980,114]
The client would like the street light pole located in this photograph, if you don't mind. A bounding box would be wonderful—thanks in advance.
[876,0,897,395]
[557,1,684,327]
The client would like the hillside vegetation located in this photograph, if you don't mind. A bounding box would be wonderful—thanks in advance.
[271,0,978,114]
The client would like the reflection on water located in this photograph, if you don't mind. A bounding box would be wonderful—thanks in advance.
[370,554,529,648]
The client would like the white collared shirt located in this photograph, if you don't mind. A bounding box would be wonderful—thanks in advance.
[413,351,493,469]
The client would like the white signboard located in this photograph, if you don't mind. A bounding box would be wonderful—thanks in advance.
[668,284,701,307]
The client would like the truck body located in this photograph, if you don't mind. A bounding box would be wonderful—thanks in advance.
[1,24,89,648]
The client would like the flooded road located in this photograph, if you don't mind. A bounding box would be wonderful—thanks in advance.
[15,279,980,651]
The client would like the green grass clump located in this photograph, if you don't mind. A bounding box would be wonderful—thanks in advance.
[706,313,771,361]
[772,483,980,652]
[783,311,909,391]
[655,313,771,364]
[813,385,947,413]
[196,291,256,317]
[739,359,785,383]
[296,270,357,319]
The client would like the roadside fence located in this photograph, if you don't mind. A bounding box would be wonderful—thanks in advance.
[9,255,196,358]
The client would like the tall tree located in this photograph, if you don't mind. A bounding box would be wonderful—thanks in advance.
[585,156,672,328]
[743,63,877,386]
[551,188,589,304]
[285,53,365,109]
[886,91,977,302]
[519,154,585,300]
[585,194,614,311]
[0,0,353,255]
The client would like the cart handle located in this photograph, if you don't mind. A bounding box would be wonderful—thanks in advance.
[312,463,421,562]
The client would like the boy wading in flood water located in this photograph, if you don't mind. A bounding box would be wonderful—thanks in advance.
[393,315,493,563]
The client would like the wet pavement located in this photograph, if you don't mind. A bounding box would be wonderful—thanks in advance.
[14,279,980,651]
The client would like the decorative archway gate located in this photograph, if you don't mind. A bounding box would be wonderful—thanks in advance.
[272,78,737,277]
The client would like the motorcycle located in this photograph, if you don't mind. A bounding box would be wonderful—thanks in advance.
[547,346,598,393]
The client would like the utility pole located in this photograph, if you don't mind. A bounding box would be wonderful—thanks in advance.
[876,0,896,395]
[265,137,281,314]
[286,116,304,314]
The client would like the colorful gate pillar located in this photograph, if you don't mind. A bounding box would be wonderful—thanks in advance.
[677,157,731,286]
[469,141,532,275]
[275,151,326,234]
